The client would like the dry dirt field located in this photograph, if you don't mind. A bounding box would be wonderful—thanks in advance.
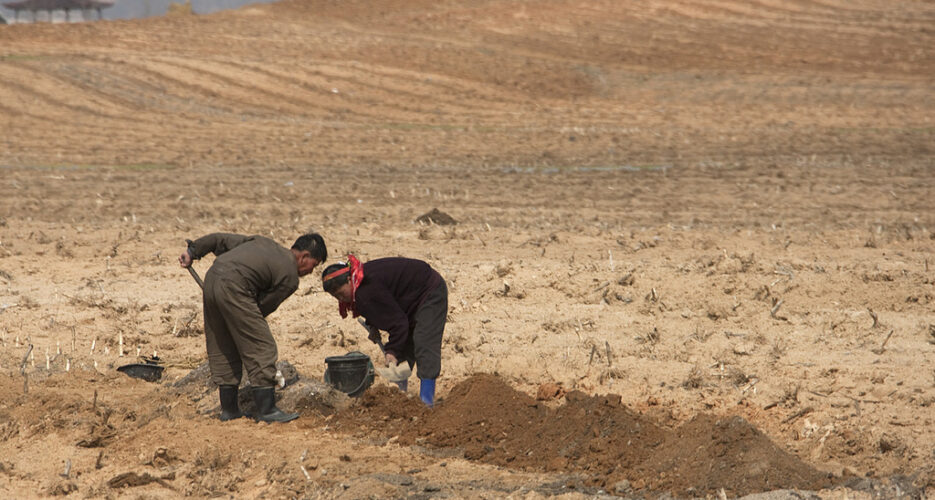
[1,0,934,498]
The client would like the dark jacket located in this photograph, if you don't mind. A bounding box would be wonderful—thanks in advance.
[355,257,442,357]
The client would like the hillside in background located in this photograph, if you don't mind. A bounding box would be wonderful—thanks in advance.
[0,0,931,169]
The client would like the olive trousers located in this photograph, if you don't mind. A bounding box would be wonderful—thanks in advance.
[202,266,278,387]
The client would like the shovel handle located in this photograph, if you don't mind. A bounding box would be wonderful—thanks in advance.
[358,318,385,352]
[187,266,204,290]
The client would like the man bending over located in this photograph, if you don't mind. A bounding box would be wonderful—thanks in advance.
[179,232,326,422]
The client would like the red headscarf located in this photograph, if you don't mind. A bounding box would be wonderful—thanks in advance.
[332,254,364,318]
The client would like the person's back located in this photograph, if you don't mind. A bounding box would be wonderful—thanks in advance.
[212,235,298,297]
[359,257,442,319]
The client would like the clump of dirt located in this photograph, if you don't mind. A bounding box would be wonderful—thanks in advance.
[415,208,457,225]
[332,384,429,434]
[335,374,838,497]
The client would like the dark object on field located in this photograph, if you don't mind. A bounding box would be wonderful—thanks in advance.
[117,356,164,382]
[415,208,457,225]
[324,351,374,397]
[107,471,174,489]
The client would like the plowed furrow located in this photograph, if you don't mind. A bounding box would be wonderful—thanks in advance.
[229,59,510,118]
[157,56,463,123]
[89,60,265,120]
[113,58,275,117]
[100,58,262,120]
[286,64,522,120]
[0,78,127,128]
[0,62,138,122]
[661,0,928,34]
[0,98,61,125]
[47,59,174,111]
[140,57,392,121]
[221,59,460,119]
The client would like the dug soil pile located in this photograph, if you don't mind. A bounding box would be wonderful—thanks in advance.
[333,374,833,497]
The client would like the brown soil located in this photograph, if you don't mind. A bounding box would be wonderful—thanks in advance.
[335,374,832,497]
[1,0,934,498]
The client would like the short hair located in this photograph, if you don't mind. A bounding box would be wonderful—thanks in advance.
[292,233,327,262]
[321,262,349,294]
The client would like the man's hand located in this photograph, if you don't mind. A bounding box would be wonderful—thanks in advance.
[178,251,193,268]
[384,352,398,367]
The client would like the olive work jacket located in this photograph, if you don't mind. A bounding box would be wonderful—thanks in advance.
[188,233,299,317]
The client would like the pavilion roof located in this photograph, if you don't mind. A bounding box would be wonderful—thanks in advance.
[2,0,114,10]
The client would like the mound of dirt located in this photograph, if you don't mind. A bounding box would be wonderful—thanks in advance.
[634,414,833,497]
[335,384,429,428]
[415,208,457,226]
[334,374,836,497]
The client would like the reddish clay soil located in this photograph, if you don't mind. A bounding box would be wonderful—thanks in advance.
[0,0,933,498]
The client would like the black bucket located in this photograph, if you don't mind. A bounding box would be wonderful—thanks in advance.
[117,356,164,382]
[324,351,374,397]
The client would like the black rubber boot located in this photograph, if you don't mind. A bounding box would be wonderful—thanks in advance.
[253,386,298,423]
[218,385,244,421]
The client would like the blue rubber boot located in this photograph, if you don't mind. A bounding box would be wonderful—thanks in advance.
[419,378,436,407]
